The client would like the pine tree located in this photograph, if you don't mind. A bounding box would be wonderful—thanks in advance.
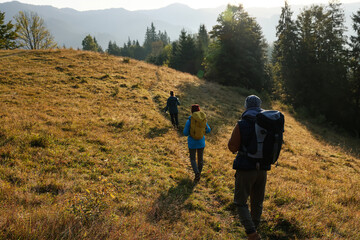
[132,40,146,60]
[93,37,103,53]
[197,24,209,53]
[143,22,158,54]
[295,2,349,126]
[204,4,267,91]
[195,24,209,77]
[0,11,17,49]
[107,41,121,56]
[159,30,170,45]
[272,1,298,99]
[350,9,360,134]
[169,29,197,74]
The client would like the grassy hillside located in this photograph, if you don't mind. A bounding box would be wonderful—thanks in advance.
[0,50,359,240]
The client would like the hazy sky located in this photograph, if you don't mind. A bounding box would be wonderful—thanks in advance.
[1,0,359,11]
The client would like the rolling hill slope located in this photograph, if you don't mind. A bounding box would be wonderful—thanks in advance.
[0,50,359,239]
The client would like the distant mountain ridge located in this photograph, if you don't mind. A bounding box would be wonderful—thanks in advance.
[1,1,359,49]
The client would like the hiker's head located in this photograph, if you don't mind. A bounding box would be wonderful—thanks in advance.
[170,91,174,96]
[245,95,261,109]
[191,104,200,113]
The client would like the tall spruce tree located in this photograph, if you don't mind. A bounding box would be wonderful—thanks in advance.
[204,4,267,91]
[272,1,298,99]
[158,30,170,45]
[195,24,210,77]
[0,11,17,49]
[143,23,158,55]
[197,24,209,53]
[107,41,121,56]
[143,23,171,64]
[295,2,349,126]
[350,9,360,134]
[169,29,197,74]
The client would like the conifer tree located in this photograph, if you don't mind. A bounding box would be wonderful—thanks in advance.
[294,2,350,126]
[272,1,298,99]
[350,9,360,134]
[93,37,103,53]
[169,29,197,74]
[143,22,158,54]
[107,41,121,56]
[195,24,210,77]
[159,30,170,45]
[0,11,17,49]
[197,24,209,53]
[204,4,267,91]
[82,34,99,52]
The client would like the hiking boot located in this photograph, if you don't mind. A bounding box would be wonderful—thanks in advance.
[247,232,261,240]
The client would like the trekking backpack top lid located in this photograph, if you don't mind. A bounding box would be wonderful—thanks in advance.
[190,111,207,140]
[256,110,284,132]
[242,110,284,166]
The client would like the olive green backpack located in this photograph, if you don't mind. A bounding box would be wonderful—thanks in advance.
[190,111,207,140]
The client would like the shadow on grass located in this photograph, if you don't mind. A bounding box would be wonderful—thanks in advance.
[293,115,360,158]
[147,178,194,223]
[225,203,307,240]
[258,216,308,240]
[146,127,169,138]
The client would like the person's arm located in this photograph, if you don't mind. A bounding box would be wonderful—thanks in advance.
[205,123,211,134]
[228,123,241,153]
[164,98,169,112]
[177,98,180,106]
[183,119,190,136]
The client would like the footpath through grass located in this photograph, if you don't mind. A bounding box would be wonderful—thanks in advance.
[0,50,359,239]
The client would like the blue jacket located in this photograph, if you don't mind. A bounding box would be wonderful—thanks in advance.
[165,96,180,114]
[183,116,211,149]
[233,107,271,171]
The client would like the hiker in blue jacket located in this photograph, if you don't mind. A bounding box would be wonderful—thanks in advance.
[164,91,180,129]
[183,104,211,182]
[228,95,266,240]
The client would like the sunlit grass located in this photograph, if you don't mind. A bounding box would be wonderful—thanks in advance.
[0,49,359,239]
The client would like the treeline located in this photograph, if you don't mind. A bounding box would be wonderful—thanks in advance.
[272,2,360,135]
[103,23,209,77]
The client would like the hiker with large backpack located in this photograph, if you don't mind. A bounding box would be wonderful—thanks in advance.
[228,95,284,240]
[164,91,180,129]
[183,104,211,182]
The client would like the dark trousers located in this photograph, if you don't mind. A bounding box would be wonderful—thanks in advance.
[189,148,204,175]
[170,113,179,127]
[234,170,267,234]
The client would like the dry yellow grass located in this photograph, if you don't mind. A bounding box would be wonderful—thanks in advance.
[0,49,359,239]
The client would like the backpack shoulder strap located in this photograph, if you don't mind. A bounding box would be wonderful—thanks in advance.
[238,118,255,149]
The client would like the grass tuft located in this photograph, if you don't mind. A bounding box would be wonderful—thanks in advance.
[29,134,49,148]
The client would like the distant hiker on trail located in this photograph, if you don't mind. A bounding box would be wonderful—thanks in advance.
[164,91,180,129]
[228,95,284,240]
[183,104,211,183]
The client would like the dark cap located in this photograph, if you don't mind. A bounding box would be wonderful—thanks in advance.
[191,104,200,113]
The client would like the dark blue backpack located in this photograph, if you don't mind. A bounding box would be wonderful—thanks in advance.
[242,110,284,166]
